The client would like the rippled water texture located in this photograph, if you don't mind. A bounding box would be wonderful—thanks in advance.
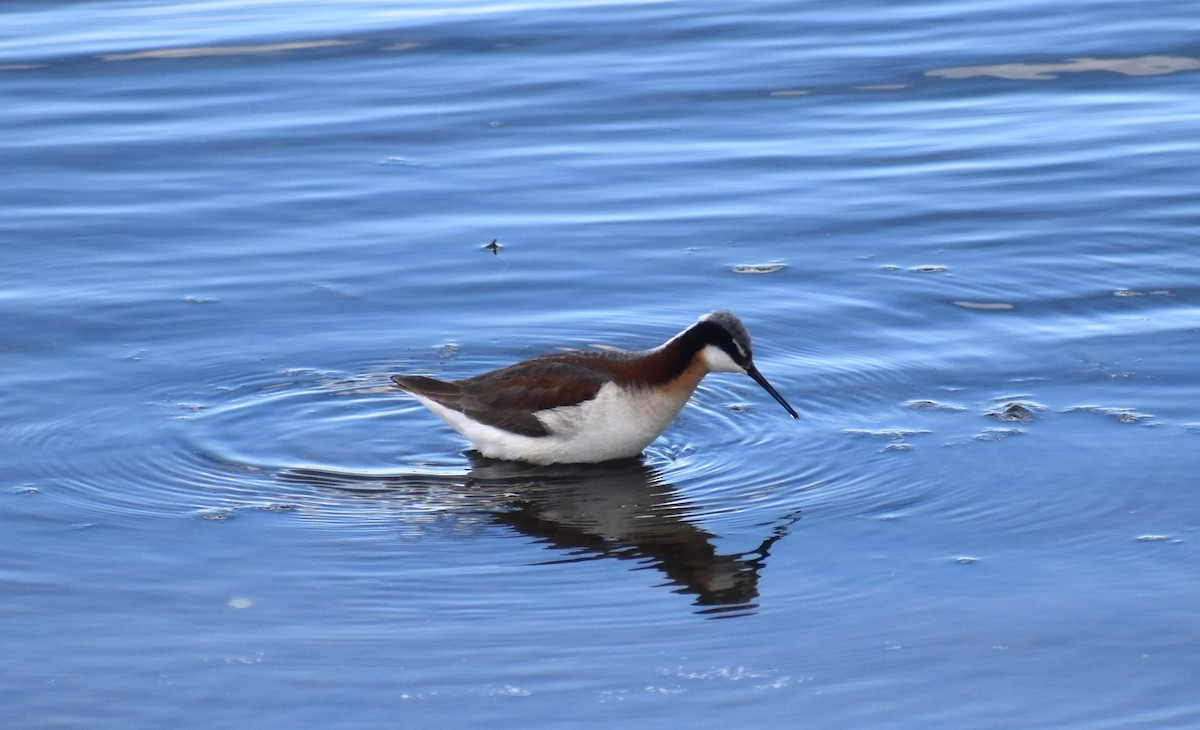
[4,0,1200,727]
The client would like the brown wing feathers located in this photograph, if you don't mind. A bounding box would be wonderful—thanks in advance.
[391,355,612,438]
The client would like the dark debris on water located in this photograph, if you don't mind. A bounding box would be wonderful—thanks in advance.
[985,401,1044,423]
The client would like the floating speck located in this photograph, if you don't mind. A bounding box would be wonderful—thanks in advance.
[844,428,930,441]
[731,263,785,275]
[227,597,253,609]
[664,665,777,683]
[1113,289,1145,297]
[11,485,39,495]
[845,428,928,453]
[906,399,967,412]
[485,685,532,697]
[377,155,432,167]
[103,39,359,62]
[955,556,979,565]
[255,503,296,512]
[279,367,317,378]
[880,264,901,271]
[311,281,358,299]
[974,428,1022,442]
[1137,535,1169,542]
[926,56,1200,81]
[488,121,503,128]
[1115,411,1149,424]
[952,301,1015,310]
[1064,405,1154,425]
[910,265,946,273]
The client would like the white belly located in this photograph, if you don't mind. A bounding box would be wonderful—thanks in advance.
[410,382,695,464]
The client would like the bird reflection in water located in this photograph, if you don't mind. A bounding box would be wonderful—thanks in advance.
[280,455,799,617]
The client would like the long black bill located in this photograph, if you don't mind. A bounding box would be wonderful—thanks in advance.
[746,363,799,419]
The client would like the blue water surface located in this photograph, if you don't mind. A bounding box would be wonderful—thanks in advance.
[3,0,1200,727]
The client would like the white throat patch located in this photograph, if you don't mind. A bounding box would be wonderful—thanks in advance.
[702,344,744,373]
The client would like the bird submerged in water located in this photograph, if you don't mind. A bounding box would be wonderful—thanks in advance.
[391,311,798,465]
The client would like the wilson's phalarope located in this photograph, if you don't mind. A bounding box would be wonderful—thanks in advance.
[391,311,798,464]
